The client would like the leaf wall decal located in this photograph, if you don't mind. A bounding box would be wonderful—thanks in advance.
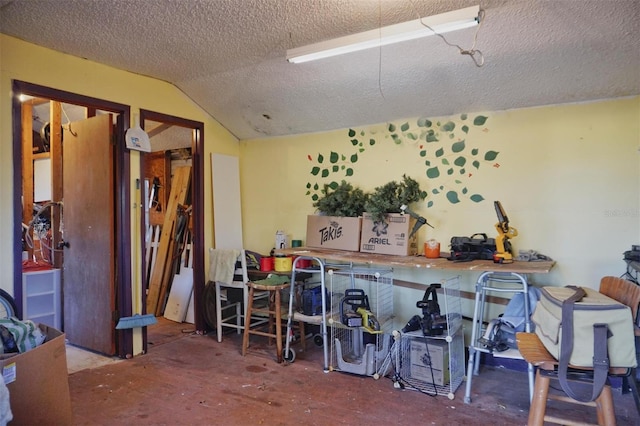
[427,167,440,178]
[446,191,460,203]
[306,113,498,207]
[454,156,466,166]
[473,115,488,125]
[441,121,455,131]
[484,150,499,161]
[452,140,466,153]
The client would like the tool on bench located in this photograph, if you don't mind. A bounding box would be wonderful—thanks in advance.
[340,289,382,334]
[400,204,434,239]
[401,283,447,336]
[493,201,518,263]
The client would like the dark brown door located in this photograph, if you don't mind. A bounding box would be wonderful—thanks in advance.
[62,114,115,355]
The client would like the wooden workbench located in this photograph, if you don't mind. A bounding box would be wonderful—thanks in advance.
[276,247,554,275]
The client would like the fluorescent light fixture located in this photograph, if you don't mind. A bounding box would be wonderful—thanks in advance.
[287,5,480,64]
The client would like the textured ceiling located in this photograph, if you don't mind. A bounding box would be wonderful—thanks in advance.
[1,0,639,140]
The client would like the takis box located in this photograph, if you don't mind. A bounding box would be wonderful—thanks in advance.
[306,215,362,251]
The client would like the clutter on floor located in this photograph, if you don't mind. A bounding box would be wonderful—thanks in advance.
[66,319,639,425]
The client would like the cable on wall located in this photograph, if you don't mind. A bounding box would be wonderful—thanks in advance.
[410,1,486,67]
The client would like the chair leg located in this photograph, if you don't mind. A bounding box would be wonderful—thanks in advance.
[595,385,616,426]
[215,283,223,343]
[299,321,306,351]
[625,368,640,416]
[235,301,242,335]
[241,286,255,356]
[528,369,549,426]
[275,288,283,363]
[267,293,275,346]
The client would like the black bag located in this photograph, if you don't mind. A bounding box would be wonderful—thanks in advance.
[448,233,496,262]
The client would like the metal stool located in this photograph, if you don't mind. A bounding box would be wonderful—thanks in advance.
[242,281,304,363]
[516,332,617,426]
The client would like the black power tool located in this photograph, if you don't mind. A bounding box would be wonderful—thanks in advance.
[340,289,382,334]
[401,283,448,336]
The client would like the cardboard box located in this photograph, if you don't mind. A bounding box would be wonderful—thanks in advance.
[360,213,418,256]
[409,338,450,386]
[306,215,362,251]
[1,324,73,425]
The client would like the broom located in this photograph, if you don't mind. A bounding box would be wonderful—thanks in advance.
[116,313,157,329]
[116,189,157,330]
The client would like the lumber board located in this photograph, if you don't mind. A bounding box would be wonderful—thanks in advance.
[164,236,193,322]
[146,166,191,315]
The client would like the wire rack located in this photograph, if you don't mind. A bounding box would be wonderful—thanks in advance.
[377,276,465,399]
[328,268,394,376]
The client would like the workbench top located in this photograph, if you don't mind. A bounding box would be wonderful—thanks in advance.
[277,247,555,275]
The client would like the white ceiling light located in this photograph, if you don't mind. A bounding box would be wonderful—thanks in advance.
[287,5,481,64]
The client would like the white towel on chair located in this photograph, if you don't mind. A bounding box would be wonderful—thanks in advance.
[209,248,241,284]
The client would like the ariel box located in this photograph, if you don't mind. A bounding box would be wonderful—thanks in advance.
[306,215,362,251]
[360,213,418,256]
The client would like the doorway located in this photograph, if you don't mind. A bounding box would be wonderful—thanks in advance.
[12,83,206,357]
[12,81,131,356]
[139,110,205,345]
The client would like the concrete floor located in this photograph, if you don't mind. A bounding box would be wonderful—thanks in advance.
[66,318,639,425]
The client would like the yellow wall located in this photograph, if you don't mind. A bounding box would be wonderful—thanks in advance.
[0,35,239,353]
[240,97,640,322]
[3,34,639,341]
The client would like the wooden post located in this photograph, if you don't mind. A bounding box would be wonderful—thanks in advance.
[21,102,34,261]
[50,101,63,269]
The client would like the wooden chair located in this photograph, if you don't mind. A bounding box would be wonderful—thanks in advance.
[211,248,268,342]
[516,332,618,426]
[599,276,640,414]
[517,276,640,425]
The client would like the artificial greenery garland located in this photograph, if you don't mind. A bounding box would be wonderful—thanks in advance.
[313,175,426,223]
[313,180,369,217]
[365,175,427,223]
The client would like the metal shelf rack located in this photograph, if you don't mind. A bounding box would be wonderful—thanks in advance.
[377,276,464,399]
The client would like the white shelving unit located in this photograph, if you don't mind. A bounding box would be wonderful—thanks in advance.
[378,276,464,399]
[22,269,61,329]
